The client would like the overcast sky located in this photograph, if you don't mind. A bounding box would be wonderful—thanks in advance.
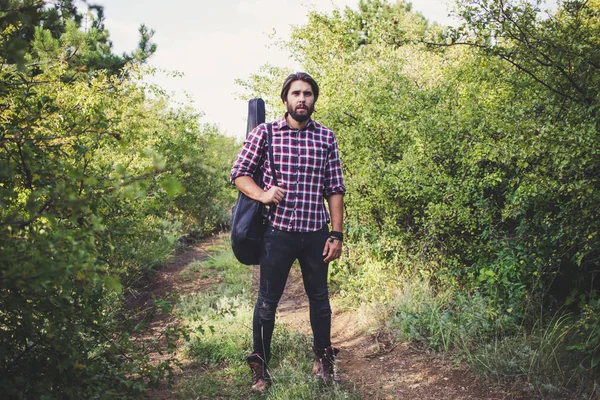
[91,0,456,139]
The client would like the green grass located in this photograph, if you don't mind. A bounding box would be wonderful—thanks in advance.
[173,235,600,399]
[331,241,505,352]
[173,237,359,399]
[468,310,600,399]
[331,239,600,399]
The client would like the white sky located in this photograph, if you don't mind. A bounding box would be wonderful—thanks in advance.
[90,0,456,139]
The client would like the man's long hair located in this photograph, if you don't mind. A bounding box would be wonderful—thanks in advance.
[280,72,320,103]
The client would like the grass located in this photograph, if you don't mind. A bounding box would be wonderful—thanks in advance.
[171,236,600,399]
[330,238,600,399]
[468,310,600,399]
[172,236,359,399]
[331,241,505,352]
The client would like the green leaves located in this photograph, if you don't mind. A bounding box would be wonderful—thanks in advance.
[234,0,600,393]
[239,0,600,361]
[0,2,239,398]
[160,175,184,197]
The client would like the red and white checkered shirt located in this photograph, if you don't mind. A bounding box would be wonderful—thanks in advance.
[230,115,346,233]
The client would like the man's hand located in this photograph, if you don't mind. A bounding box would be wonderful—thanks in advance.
[259,186,286,205]
[322,238,342,263]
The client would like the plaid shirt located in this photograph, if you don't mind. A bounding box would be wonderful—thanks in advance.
[230,115,345,233]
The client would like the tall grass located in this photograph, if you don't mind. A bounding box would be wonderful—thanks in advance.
[174,237,359,399]
[469,310,600,399]
[331,239,600,399]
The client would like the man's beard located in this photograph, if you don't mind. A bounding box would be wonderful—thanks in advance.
[287,103,313,123]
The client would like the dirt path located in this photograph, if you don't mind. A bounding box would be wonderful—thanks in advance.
[126,234,224,399]
[276,267,521,400]
[138,235,522,399]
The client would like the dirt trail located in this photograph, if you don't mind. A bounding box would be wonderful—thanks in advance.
[276,267,520,400]
[139,235,522,399]
[127,235,223,400]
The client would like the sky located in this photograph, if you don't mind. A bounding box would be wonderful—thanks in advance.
[90,0,457,139]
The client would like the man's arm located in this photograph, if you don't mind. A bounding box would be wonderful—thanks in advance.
[234,176,286,205]
[323,194,344,263]
[327,194,343,233]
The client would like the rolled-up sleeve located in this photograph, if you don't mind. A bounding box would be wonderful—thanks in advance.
[230,125,266,185]
[323,132,346,197]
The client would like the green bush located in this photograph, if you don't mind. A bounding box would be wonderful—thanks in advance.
[0,2,237,397]
[239,0,600,395]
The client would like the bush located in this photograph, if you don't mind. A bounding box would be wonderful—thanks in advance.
[0,3,238,397]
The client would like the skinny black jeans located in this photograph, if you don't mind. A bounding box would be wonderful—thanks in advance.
[252,225,332,363]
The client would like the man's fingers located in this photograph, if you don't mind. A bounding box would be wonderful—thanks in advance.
[267,186,286,205]
[323,240,342,263]
[323,248,336,263]
[322,242,330,257]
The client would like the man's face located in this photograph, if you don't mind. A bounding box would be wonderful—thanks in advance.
[284,80,315,123]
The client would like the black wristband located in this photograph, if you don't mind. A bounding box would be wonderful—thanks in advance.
[329,231,343,241]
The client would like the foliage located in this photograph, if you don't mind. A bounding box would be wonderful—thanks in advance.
[0,0,155,71]
[471,310,600,399]
[238,0,600,395]
[0,1,237,397]
[439,0,600,308]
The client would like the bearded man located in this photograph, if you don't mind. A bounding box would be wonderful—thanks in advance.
[230,72,346,392]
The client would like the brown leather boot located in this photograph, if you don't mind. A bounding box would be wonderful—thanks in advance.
[246,352,271,392]
[312,346,339,383]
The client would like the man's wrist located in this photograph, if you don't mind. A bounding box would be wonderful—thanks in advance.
[329,231,343,242]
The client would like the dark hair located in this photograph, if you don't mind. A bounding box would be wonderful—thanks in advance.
[280,72,319,103]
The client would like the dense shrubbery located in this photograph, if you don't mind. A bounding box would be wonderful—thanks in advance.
[0,1,237,398]
[4,0,599,397]
[241,0,600,396]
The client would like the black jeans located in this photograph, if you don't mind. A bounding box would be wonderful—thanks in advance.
[252,225,331,363]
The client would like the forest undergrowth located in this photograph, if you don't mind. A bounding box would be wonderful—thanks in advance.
[146,234,594,399]
[3,0,599,398]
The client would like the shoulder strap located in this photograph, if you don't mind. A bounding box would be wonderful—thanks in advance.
[267,123,278,187]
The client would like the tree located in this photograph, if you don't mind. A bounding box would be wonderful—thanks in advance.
[0,0,155,71]
[1,1,237,397]
[240,0,600,386]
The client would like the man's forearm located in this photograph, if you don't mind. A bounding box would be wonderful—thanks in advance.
[235,176,286,205]
[234,176,264,201]
[327,194,344,232]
